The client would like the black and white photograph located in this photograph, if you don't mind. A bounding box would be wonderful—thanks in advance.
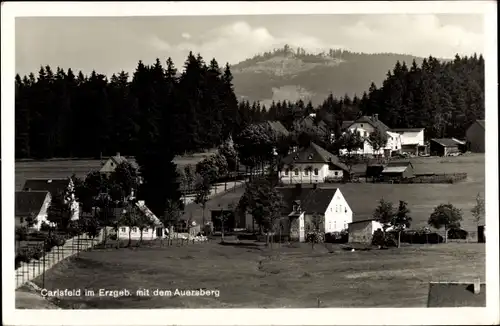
[2,2,498,325]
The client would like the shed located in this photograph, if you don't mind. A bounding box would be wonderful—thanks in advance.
[348,219,384,244]
[381,161,415,181]
[365,164,385,181]
[429,138,461,156]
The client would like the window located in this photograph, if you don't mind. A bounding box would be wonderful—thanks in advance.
[360,124,363,127]
[304,169,309,176]
[132,227,138,233]
[110,162,114,167]
[143,228,148,233]
[314,168,319,175]
[334,221,337,229]
[340,204,342,212]
[285,169,289,175]
[328,221,332,230]
[334,171,339,176]
[345,208,348,213]
[335,205,338,213]
[121,227,126,233]
[294,169,299,176]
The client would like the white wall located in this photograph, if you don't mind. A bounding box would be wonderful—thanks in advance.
[118,226,161,240]
[398,130,425,146]
[279,163,328,184]
[100,158,117,173]
[34,194,52,230]
[340,126,399,156]
[323,189,353,233]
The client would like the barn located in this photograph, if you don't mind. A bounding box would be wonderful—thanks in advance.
[381,161,415,182]
[429,138,461,157]
[466,120,485,153]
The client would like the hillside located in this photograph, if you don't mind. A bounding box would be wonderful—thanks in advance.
[231,47,427,106]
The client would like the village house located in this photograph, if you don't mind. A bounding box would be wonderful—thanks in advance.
[293,114,331,138]
[15,191,52,230]
[280,142,350,184]
[465,120,485,153]
[341,115,402,157]
[347,218,385,244]
[116,200,164,240]
[100,152,139,174]
[427,279,486,307]
[389,128,426,155]
[262,120,290,138]
[23,178,79,221]
[275,184,353,242]
[429,138,462,156]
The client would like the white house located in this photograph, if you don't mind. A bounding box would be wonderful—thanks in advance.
[117,200,165,240]
[15,191,53,230]
[100,152,139,174]
[340,115,402,157]
[23,178,79,221]
[389,128,426,155]
[280,142,350,184]
[276,184,353,242]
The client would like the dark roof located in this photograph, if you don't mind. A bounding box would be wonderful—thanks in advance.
[346,116,390,133]
[293,116,329,134]
[266,121,290,137]
[430,138,461,147]
[276,186,338,215]
[349,218,377,225]
[23,178,70,197]
[15,191,50,216]
[110,155,139,169]
[282,143,349,171]
[476,120,485,129]
[427,282,486,307]
[341,120,354,130]
[389,128,425,133]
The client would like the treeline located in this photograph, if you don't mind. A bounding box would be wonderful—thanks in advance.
[15,53,269,159]
[262,54,485,140]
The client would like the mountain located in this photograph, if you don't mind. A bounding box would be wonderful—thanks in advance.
[231,46,429,106]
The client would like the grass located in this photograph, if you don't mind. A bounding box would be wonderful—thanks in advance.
[184,154,485,233]
[15,150,219,191]
[21,241,485,308]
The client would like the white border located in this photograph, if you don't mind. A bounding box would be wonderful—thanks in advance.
[2,2,498,325]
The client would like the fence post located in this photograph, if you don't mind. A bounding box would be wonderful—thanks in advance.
[42,240,46,289]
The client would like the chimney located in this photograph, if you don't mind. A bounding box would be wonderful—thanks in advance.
[116,152,120,158]
[373,114,378,121]
[473,278,481,294]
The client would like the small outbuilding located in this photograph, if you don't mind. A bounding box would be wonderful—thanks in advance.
[466,120,485,153]
[429,138,461,157]
[348,219,384,244]
[381,161,415,182]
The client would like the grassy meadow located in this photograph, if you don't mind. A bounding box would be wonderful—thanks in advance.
[19,241,485,308]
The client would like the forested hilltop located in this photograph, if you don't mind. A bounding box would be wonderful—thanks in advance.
[15,52,484,160]
[231,46,430,105]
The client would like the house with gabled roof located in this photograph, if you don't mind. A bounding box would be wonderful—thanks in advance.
[116,200,165,240]
[466,119,485,153]
[279,142,349,184]
[100,152,139,174]
[22,178,79,221]
[381,161,415,181]
[430,138,462,156]
[341,114,402,157]
[276,184,353,242]
[389,128,426,155]
[264,120,290,138]
[293,114,331,138]
[15,191,52,230]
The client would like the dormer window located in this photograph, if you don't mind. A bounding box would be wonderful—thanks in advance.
[308,154,313,160]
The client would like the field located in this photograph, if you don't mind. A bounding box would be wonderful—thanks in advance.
[184,154,486,233]
[20,241,485,308]
[15,154,485,232]
[15,149,218,191]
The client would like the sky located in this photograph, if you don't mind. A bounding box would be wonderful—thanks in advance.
[15,14,485,78]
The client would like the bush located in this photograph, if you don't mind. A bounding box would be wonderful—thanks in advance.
[325,231,348,243]
[306,231,325,244]
[448,228,469,240]
[372,229,397,247]
[40,221,56,232]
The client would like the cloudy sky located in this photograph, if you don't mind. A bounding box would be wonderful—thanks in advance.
[15,14,484,77]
